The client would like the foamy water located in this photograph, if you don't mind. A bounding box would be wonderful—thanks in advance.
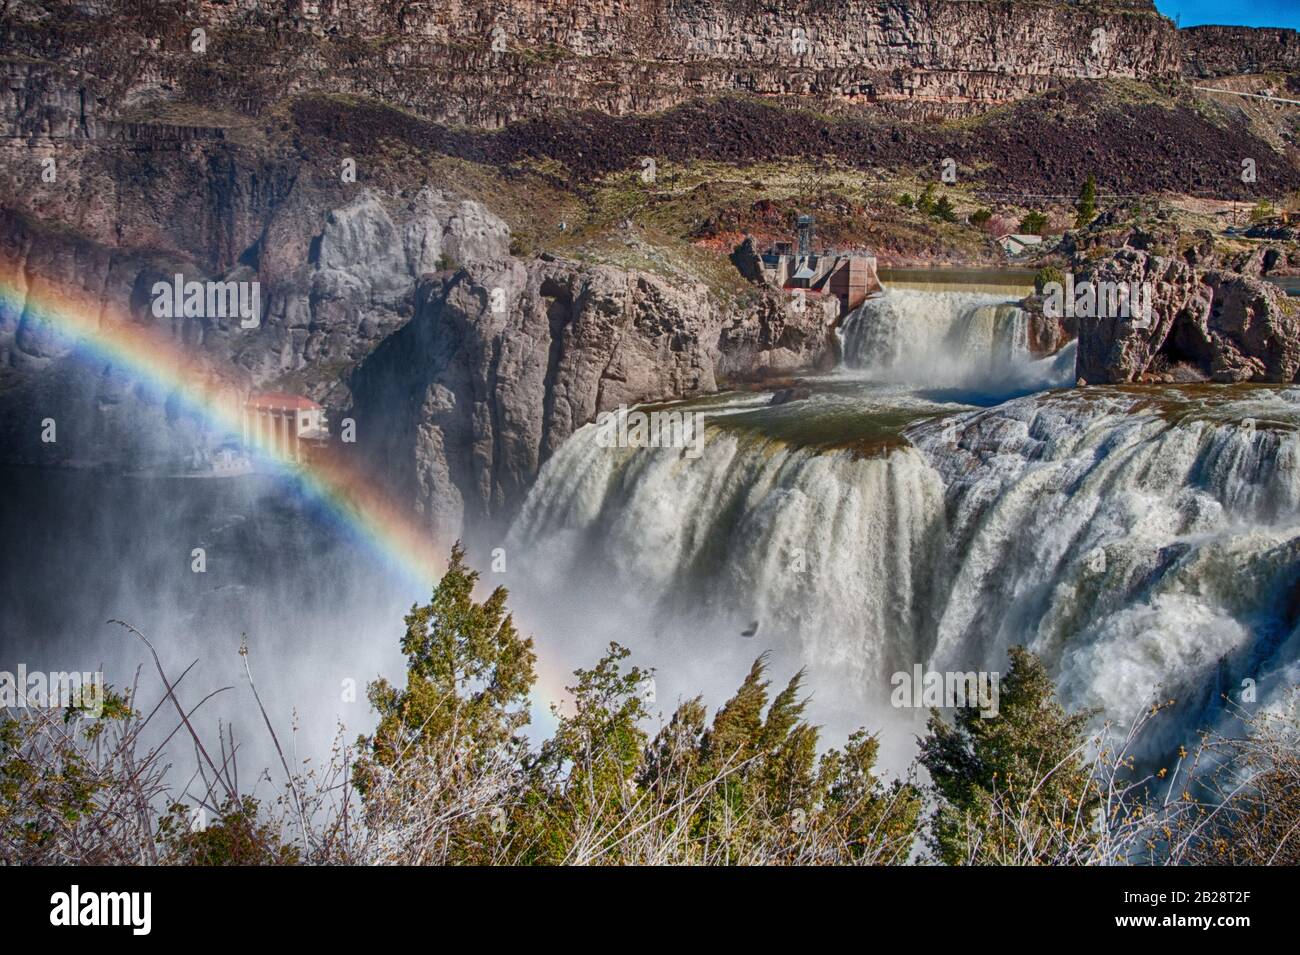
[505,286,1300,764]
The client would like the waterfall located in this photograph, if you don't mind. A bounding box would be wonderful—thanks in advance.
[508,418,948,690]
[840,288,1068,394]
[506,285,1300,759]
[508,383,1300,754]
[913,388,1300,729]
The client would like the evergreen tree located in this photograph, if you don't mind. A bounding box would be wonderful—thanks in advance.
[356,543,537,790]
[1034,265,1065,295]
[817,730,922,864]
[1018,210,1049,236]
[916,183,938,215]
[919,646,1097,864]
[518,643,651,864]
[1075,174,1098,228]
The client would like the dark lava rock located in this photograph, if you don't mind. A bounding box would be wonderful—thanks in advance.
[770,386,813,405]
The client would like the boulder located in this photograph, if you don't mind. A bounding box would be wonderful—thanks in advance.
[730,236,766,284]
[770,385,813,405]
[1075,250,1300,384]
[1074,250,1202,384]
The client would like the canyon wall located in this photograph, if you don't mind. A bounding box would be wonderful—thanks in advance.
[1181,25,1300,78]
[3,1,1184,130]
[0,187,835,535]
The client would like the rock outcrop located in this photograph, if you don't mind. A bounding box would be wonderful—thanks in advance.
[1160,271,1300,383]
[250,188,511,383]
[1021,296,1077,358]
[1074,250,1300,385]
[1180,25,1300,78]
[0,188,501,464]
[1,179,834,531]
[347,258,836,538]
[2,0,1184,131]
[1074,251,1204,384]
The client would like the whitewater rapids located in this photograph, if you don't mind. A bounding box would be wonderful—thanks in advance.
[505,286,1300,758]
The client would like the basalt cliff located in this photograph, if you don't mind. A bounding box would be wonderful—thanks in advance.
[2,0,1299,537]
[4,0,1187,130]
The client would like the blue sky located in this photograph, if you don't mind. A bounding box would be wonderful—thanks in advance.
[1154,1,1300,30]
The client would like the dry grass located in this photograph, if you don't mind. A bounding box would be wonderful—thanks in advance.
[4,623,1299,866]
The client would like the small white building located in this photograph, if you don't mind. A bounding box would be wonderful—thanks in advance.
[998,234,1044,257]
[211,446,253,476]
[243,392,329,463]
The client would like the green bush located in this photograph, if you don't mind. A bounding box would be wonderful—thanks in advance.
[1018,211,1049,236]
[1249,200,1274,224]
[1034,266,1065,294]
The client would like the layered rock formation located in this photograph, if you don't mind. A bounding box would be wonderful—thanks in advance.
[2,0,1184,132]
[0,186,507,375]
[1181,25,1300,78]
[1073,249,1300,385]
[348,257,836,537]
[1166,271,1300,383]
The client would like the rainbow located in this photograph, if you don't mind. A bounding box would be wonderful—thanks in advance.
[0,268,573,711]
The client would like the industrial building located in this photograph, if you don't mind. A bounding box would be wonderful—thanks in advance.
[243,392,330,464]
[754,215,880,315]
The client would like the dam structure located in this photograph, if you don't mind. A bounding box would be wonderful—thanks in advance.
[754,216,881,317]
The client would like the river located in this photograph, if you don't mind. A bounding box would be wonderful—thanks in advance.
[5,276,1298,773]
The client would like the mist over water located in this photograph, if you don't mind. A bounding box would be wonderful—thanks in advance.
[6,284,1299,780]
[0,467,415,779]
[506,288,1300,768]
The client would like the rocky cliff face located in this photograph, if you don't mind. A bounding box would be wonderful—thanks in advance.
[3,0,1183,131]
[1181,26,1300,78]
[0,179,833,534]
[1167,270,1300,383]
[0,186,508,377]
[0,185,515,461]
[348,255,836,538]
[1074,249,1300,385]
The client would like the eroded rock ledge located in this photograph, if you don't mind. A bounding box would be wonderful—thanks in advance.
[1068,250,1300,385]
[347,256,836,538]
